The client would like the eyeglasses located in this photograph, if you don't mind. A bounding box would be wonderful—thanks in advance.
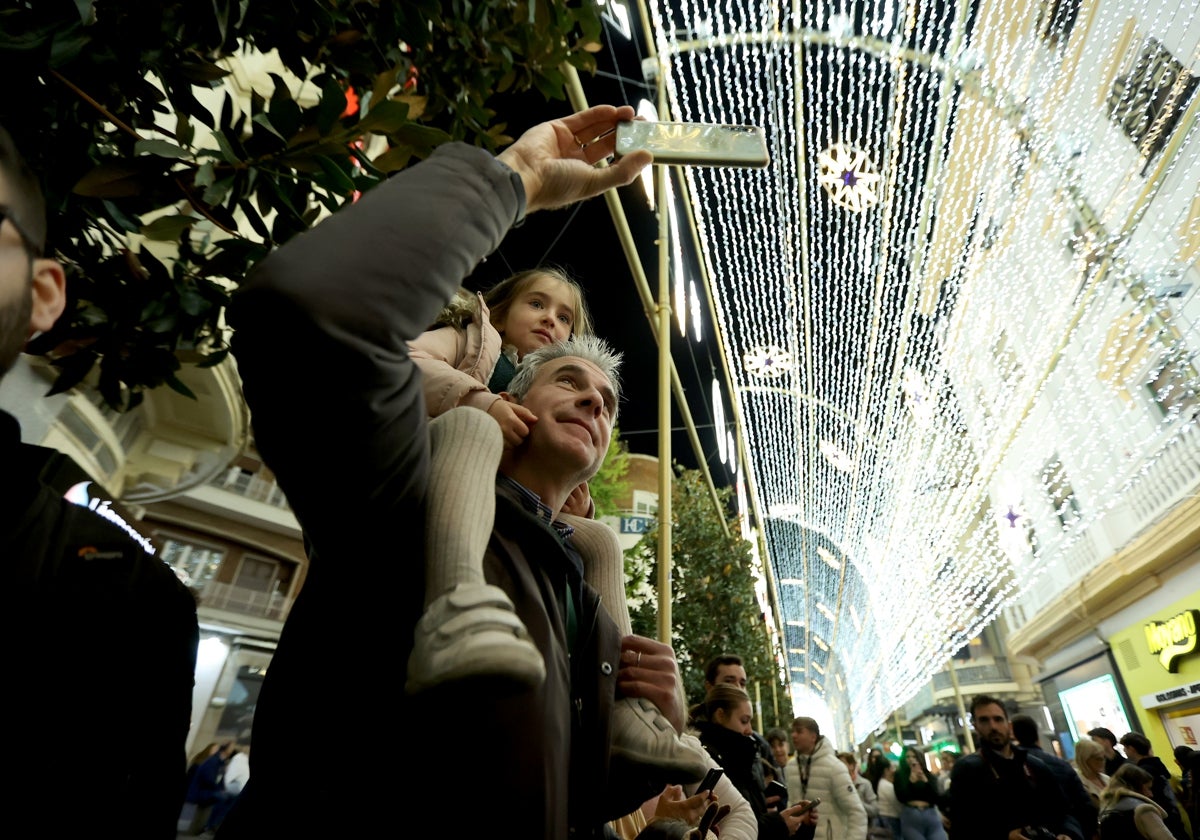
[0,204,43,257]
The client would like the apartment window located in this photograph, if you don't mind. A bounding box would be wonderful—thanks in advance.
[1041,454,1081,529]
[1106,36,1199,169]
[1144,352,1200,421]
[57,401,119,475]
[633,489,658,517]
[1037,0,1081,49]
[991,330,1023,383]
[157,535,226,587]
[234,554,280,595]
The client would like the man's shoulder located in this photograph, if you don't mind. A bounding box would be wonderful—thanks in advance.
[951,752,987,778]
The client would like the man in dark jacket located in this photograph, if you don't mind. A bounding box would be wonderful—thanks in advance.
[1011,714,1097,839]
[217,105,690,839]
[0,123,200,838]
[1119,732,1189,840]
[946,695,1083,840]
[1089,727,1133,777]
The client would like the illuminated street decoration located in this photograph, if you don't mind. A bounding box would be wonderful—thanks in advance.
[641,0,1200,738]
[817,143,882,212]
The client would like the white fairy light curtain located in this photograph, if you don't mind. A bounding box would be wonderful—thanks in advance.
[641,0,1200,739]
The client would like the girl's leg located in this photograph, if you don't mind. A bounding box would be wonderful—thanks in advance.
[561,511,708,784]
[406,408,545,694]
[899,808,924,840]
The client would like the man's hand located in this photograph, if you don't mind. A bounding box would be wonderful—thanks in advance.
[561,481,593,517]
[497,104,653,213]
[618,635,685,732]
[781,800,818,832]
[486,399,537,447]
[653,784,713,826]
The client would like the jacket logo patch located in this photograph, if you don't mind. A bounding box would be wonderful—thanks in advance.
[78,546,124,560]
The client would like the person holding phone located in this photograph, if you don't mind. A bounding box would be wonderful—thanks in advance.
[690,685,819,838]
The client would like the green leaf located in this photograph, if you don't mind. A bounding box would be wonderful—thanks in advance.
[251,112,287,144]
[176,58,232,83]
[313,155,356,195]
[177,113,195,147]
[210,130,241,164]
[194,161,215,188]
[73,0,96,24]
[141,214,195,241]
[196,348,230,368]
[47,350,98,396]
[202,175,234,206]
[316,78,348,136]
[165,374,198,400]
[73,163,146,198]
[372,145,413,174]
[355,98,411,134]
[101,199,141,233]
[134,139,190,159]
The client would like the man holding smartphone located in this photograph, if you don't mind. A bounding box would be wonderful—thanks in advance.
[789,716,869,840]
[219,104,702,840]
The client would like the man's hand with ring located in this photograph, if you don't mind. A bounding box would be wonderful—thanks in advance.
[618,634,685,732]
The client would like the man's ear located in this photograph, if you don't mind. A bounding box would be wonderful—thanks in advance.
[29,257,66,334]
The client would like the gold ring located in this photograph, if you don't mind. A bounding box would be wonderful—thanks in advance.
[574,134,587,150]
[636,651,642,666]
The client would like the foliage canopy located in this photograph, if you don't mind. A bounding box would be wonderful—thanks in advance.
[0,0,602,408]
[626,465,791,730]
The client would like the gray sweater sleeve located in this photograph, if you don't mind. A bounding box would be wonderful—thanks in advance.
[230,143,524,554]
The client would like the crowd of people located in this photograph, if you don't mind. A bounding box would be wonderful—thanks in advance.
[4,96,1197,840]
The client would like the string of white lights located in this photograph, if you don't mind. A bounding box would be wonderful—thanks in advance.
[642,0,1200,739]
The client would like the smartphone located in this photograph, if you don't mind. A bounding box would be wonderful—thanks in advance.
[765,779,789,807]
[695,766,725,795]
[791,797,821,816]
[614,121,770,168]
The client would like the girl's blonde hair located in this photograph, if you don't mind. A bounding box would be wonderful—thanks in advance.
[484,266,593,338]
[431,267,594,336]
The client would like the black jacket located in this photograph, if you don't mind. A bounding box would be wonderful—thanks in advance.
[1135,756,1189,840]
[947,746,1084,840]
[1,411,199,839]
[696,721,813,840]
[220,143,654,839]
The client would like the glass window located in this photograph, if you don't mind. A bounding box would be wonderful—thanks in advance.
[157,535,226,587]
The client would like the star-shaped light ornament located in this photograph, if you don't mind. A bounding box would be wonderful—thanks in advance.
[817,143,881,212]
[1004,505,1021,528]
[820,439,855,472]
[744,345,795,379]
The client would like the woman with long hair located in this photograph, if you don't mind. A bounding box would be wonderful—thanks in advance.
[893,746,947,840]
[1076,740,1111,816]
[689,685,816,839]
[1098,763,1175,839]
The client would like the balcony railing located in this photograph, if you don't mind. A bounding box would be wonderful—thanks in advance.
[198,581,294,622]
[931,658,1013,692]
[208,468,292,510]
[1014,420,1200,622]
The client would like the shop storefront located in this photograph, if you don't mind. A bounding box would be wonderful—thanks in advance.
[1110,595,1200,756]
[1039,644,1137,760]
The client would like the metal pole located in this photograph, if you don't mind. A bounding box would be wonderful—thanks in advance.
[947,656,975,753]
[654,72,673,645]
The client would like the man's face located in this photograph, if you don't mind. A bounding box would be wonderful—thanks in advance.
[0,187,35,377]
[711,663,748,690]
[791,725,817,755]
[515,355,615,480]
[1120,741,1143,762]
[1091,736,1116,758]
[771,740,789,768]
[972,703,1012,752]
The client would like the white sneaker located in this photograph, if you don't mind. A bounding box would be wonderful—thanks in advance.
[405,583,546,694]
[610,697,711,783]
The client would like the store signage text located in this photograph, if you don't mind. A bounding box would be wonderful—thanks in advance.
[1145,609,1199,673]
[1140,681,1200,710]
[621,516,654,534]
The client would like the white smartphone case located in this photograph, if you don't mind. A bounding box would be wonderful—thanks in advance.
[615,121,770,168]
